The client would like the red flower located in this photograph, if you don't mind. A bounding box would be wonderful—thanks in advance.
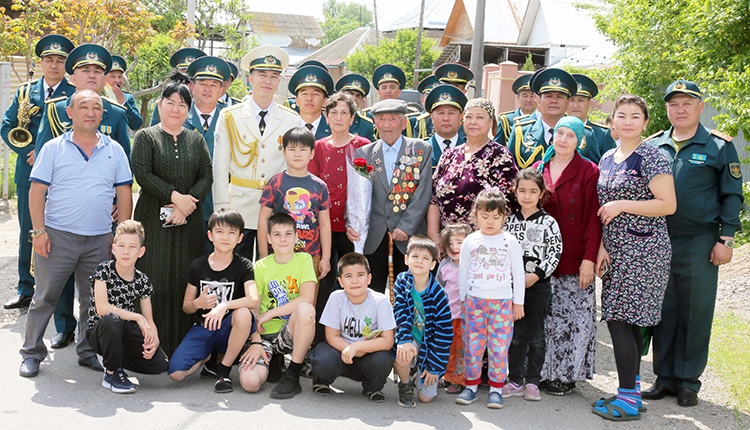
[366,165,374,173]
[353,158,367,167]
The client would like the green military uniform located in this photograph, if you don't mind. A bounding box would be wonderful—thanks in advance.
[413,75,439,139]
[335,73,375,141]
[284,60,328,113]
[151,47,206,126]
[570,74,615,164]
[494,74,533,145]
[220,60,241,107]
[648,80,744,395]
[109,55,144,130]
[368,64,417,138]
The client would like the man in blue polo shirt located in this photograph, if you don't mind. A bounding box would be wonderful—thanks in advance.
[19,89,134,378]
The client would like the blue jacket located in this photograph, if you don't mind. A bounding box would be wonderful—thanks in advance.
[508,116,548,169]
[428,128,466,169]
[314,114,331,140]
[579,119,615,165]
[392,270,453,377]
[123,92,143,130]
[1,78,75,186]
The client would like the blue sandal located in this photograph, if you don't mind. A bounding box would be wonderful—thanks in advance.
[592,395,647,412]
[592,403,641,421]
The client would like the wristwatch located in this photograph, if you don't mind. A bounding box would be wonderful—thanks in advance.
[718,238,736,249]
[29,229,46,240]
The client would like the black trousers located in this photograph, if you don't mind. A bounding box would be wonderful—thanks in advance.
[236,229,260,261]
[366,233,407,295]
[507,279,551,386]
[310,341,393,393]
[86,313,169,374]
[315,231,355,345]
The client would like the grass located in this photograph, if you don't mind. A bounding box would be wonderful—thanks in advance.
[1,151,18,199]
[709,311,750,414]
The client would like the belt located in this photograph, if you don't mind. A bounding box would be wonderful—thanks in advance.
[230,176,266,189]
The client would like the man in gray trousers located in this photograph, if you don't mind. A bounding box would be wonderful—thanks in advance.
[19,89,134,377]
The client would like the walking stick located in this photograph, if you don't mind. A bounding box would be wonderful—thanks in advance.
[388,232,395,307]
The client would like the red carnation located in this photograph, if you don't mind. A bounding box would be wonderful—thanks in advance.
[353,158,367,167]
[367,165,374,173]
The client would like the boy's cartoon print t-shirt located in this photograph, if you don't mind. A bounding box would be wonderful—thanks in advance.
[186,254,254,326]
[320,289,396,344]
[259,172,330,257]
[255,252,317,334]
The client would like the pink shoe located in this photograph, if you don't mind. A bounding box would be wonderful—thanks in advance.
[502,381,525,397]
[524,383,541,401]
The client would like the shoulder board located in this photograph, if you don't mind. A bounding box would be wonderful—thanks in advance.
[102,96,126,111]
[591,121,609,129]
[218,99,226,105]
[278,103,300,115]
[357,113,373,123]
[498,110,515,116]
[123,90,132,95]
[230,96,241,103]
[710,129,733,142]
[644,130,665,142]
[513,113,531,122]
[406,112,419,118]
[516,119,536,127]
[416,112,430,121]
[20,80,39,88]
[584,124,592,130]
[224,102,244,113]
[407,106,420,113]
[45,96,67,104]
[361,107,371,113]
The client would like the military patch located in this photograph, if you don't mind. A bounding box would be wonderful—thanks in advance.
[710,129,733,142]
[729,162,742,179]
[689,153,706,165]
[100,125,112,135]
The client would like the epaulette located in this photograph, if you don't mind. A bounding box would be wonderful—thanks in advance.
[45,96,67,104]
[361,107,371,114]
[357,113,373,123]
[20,80,39,88]
[407,106,420,114]
[516,119,536,128]
[513,113,531,122]
[710,129,733,142]
[644,130,665,142]
[498,110,515,116]
[406,111,419,118]
[123,90,132,95]
[224,102,244,112]
[102,96,127,111]
[230,96,241,103]
[591,121,609,129]
[416,111,430,121]
[278,103,300,116]
[584,123,592,130]
[218,98,225,105]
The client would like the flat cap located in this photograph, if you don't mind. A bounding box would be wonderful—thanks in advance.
[371,99,408,115]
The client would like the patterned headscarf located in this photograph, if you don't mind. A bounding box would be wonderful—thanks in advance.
[464,98,496,119]
[537,116,586,171]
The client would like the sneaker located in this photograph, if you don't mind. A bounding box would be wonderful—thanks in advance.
[487,391,504,409]
[397,382,416,408]
[267,353,286,384]
[102,368,135,394]
[313,383,333,396]
[445,383,464,394]
[214,377,233,393]
[271,371,302,399]
[545,380,576,396]
[524,383,541,401]
[200,362,218,379]
[455,387,478,405]
[363,390,386,403]
[502,381,525,397]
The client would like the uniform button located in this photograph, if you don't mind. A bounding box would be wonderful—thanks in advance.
[261,174,265,178]
[261,158,265,162]
[261,144,265,148]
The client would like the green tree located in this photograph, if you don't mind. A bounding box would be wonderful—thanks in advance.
[587,0,750,140]
[347,29,438,89]
[0,1,59,80]
[319,0,373,46]
[522,53,534,71]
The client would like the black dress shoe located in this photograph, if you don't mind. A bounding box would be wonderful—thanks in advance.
[20,358,40,378]
[78,355,104,372]
[4,294,32,309]
[642,383,676,400]
[677,388,699,407]
[51,331,75,349]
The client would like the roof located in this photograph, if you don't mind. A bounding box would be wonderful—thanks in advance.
[383,0,453,32]
[517,0,608,47]
[441,0,529,46]
[549,41,616,68]
[248,12,323,38]
[297,27,378,66]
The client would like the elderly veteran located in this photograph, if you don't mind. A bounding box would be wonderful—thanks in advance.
[643,80,744,408]
[347,99,433,294]
[509,68,577,169]
[213,45,299,260]
[427,98,518,245]
[567,73,616,164]
[494,74,538,146]
[335,73,375,142]
[361,64,419,138]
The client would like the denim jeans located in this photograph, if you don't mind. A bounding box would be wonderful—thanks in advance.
[507,278,552,386]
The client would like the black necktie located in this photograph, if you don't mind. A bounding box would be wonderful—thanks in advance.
[259,110,268,135]
[201,114,211,132]
[305,123,313,131]
[46,87,54,100]
[549,128,554,145]
[443,139,451,151]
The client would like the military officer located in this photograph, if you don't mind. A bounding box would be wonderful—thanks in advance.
[362,64,419,138]
[434,62,473,93]
[219,60,241,107]
[289,65,334,140]
[424,84,467,168]
[568,73,615,164]
[643,80,744,408]
[334,73,375,141]
[508,67,577,169]
[106,55,144,130]
[151,47,207,125]
[494,74,538,145]
[283,59,328,112]
[1,35,75,315]
[413,74,439,139]
[213,45,299,259]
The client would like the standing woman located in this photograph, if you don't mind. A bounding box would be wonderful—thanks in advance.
[592,96,675,421]
[427,98,518,243]
[535,116,601,395]
[131,72,213,355]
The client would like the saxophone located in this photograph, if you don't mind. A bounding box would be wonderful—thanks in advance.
[9,67,39,148]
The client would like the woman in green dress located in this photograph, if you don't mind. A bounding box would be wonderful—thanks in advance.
[131,73,213,355]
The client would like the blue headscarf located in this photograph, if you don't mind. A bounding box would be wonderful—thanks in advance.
[537,116,586,171]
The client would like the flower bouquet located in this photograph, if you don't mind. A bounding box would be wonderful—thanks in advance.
[346,153,373,254]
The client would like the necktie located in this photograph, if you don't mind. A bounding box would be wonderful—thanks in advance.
[305,123,313,131]
[443,139,451,151]
[548,128,554,145]
[259,110,268,135]
[46,87,54,100]
[201,114,211,132]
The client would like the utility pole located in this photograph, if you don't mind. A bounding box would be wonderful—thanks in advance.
[469,0,486,97]
[413,0,426,89]
[187,0,196,47]
[373,0,380,44]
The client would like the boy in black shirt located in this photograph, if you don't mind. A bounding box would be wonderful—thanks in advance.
[168,209,263,393]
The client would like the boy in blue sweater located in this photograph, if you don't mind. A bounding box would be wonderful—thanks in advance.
[393,236,453,408]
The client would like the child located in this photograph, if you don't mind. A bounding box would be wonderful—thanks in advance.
[168,209,259,394]
[436,223,474,394]
[86,220,169,394]
[252,212,318,399]
[503,168,562,401]
[393,236,453,408]
[258,126,332,284]
[456,189,525,409]
[309,252,395,402]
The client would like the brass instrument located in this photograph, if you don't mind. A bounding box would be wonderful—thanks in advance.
[9,67,39,148]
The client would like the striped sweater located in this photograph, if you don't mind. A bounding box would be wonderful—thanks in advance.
[392,270,454,377]
[504,209,563,281]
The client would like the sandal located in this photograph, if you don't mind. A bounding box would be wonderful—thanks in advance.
[313,384,333,396]
[592,403,641,421]
[445,383,464,394]
[363,390,386,403]
[592,395,647,412]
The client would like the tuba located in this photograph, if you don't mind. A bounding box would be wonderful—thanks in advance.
[9,67,39,148]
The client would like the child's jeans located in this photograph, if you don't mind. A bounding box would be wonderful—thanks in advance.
[462,296,513,388]
[507,279,551,386]
[310,341,393,393]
